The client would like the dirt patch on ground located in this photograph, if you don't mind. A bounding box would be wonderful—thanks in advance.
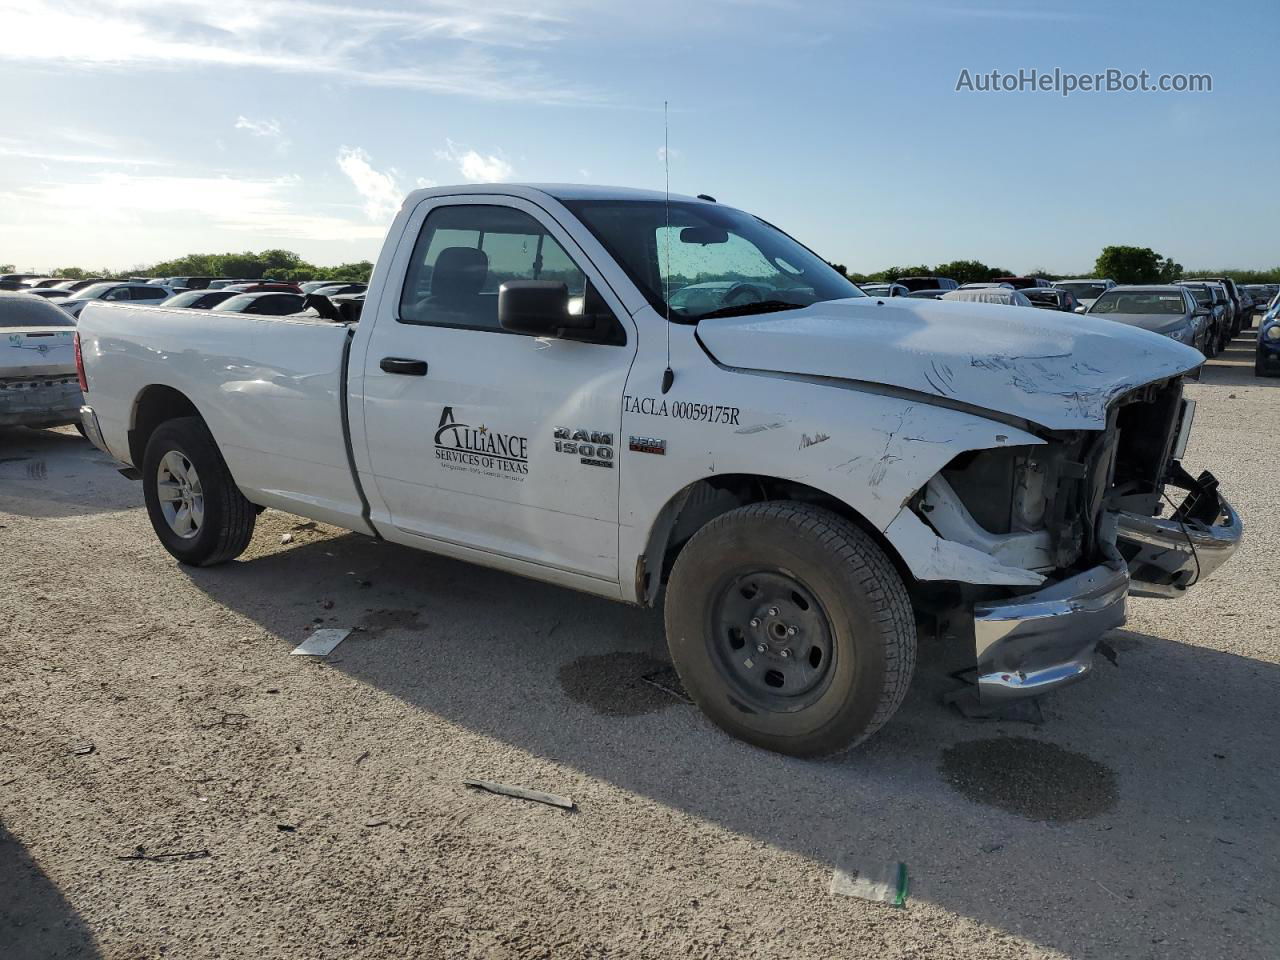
[939,736,1118,822]
[558,652,684,717]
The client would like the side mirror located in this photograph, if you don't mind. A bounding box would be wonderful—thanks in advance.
[499,280,589,336]
[1074,305,1086,314]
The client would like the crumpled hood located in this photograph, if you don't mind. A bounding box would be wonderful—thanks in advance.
[697,297,1204,430]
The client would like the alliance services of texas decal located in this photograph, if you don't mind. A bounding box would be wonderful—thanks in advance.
[434,406,529,481]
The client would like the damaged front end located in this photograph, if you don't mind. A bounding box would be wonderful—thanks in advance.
[910,377,1241,701]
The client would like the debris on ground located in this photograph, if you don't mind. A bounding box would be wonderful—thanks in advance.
[463,779,575,811]
[320,599,334,610]
[280,533,293,545]
[276,824,296,832]
[830,858,909,906]
[70,743,95,756]
[290,628,351,657]
[639,665,693,704]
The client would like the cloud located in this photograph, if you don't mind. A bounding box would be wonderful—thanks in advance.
[0,170,387,243]
[337,146,402,221]
[437,139,514,183]
[235,116,290,153]
[0,0,598,104]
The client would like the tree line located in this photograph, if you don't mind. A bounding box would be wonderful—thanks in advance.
[829,246,1280,287]
[0,249,373,283]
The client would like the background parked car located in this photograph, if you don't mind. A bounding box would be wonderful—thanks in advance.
[159,290,239,310]
[52,278,107,292]
[298,280,366,294]
[894,276,959,291]
[940,287,1034,306]
[20,288,71,300]
[1183,277,1246,336]
[308,282,367,297]
[1022,287,1081,312]
[0,292,82,429]
[905,288,948,299]
[209,292,306,316]
[858,282,910,297]
[59,282,175,319]
[959,281,1015,290]
[992,276,1052,289]
[222,281,303,294]
[1085,285,1211,355]
[1175,282,1229,355]
[1052,278,1115,309]
[1257,307,1280,377]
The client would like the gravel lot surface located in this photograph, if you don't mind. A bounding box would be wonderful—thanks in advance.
[2,331,1277,959]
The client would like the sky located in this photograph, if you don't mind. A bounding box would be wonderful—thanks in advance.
[1,0,1276,274]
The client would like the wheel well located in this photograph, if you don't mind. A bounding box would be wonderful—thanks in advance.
[128,385,201,467]
[638,474,915,606]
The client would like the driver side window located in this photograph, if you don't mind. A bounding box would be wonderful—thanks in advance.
[399,204,587,332]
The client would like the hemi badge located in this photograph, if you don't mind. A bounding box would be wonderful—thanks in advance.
[629,436,666,455]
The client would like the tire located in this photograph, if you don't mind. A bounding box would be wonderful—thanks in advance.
[664,501,916,756]
[142,416,256,566]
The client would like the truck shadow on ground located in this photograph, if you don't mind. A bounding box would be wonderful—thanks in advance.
[0,823,102,960]
[187,527,1280,957]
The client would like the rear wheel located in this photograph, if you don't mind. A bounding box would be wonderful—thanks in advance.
[142,417,255,565]
[664,502,916,756]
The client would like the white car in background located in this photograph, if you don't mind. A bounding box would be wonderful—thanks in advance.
[60,282,174,319]
[1052,278,1116,311]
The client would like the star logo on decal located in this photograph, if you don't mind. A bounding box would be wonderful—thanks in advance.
[478,425,488,434]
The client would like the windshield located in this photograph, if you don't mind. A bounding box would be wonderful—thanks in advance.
[76,283,121,299]
[1090,291,1187,316]
[1056,282,1108,299]
[562,199,863,321]
[211,295,257,312]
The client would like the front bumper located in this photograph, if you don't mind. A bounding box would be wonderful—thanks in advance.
[1116,474,1242,598]
[973,562,1129,701]
[0,376,82,428]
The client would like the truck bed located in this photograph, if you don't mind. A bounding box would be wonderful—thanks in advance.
[78,303,368,529]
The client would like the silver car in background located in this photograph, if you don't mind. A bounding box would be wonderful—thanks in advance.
[59,282,175,319]
[1085,285,1212,356]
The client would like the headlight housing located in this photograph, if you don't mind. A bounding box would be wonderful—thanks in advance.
[1265,325,1280,341]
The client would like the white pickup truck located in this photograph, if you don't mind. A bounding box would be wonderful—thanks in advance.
[76,184,1242,755]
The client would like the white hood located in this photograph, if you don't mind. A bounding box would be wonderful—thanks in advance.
[696,297,1203,431]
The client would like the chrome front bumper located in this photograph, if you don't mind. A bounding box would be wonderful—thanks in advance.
[973,562,1129,701]
[1116,477,1242,599]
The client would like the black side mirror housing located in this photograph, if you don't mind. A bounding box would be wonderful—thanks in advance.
[499,281,593,336]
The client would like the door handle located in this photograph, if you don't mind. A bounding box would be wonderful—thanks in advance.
[380,357,428,376]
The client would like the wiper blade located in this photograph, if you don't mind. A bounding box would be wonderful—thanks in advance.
[694,300,806,321]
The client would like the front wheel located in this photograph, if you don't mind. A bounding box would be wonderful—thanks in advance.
[664,502,916,756]
[142,416,256,565]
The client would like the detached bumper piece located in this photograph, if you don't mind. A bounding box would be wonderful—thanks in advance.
[973,562,1129,702]
[1117,467,1242,599]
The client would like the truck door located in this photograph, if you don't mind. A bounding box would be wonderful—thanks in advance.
[359,195,636,583]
